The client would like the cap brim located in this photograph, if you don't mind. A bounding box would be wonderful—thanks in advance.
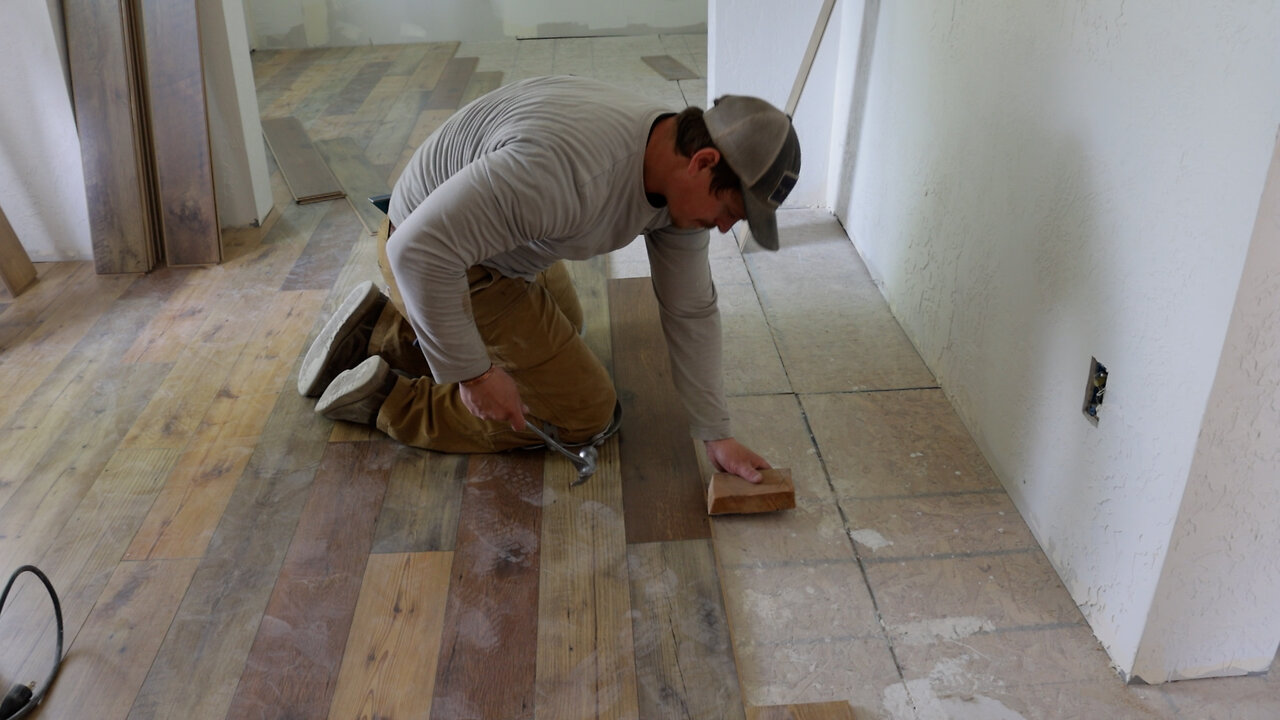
[741,188,780,251]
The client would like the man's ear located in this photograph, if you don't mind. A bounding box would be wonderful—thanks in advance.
[688,147,722,175]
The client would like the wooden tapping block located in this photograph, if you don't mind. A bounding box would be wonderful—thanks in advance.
[746,701,858,720]
[707,468,795,516]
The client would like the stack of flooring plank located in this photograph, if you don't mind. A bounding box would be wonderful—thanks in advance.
[63,0,221,272]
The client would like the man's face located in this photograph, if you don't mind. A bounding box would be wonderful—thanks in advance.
[667,150,747,233]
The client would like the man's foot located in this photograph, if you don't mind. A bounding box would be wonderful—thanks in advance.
[315,356,396,425]
[298,281,387,397]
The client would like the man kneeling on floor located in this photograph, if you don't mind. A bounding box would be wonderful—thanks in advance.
[297,75,800,483]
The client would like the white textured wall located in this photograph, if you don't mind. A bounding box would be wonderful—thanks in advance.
[837,1,1280,677]
[0,0,92,261]
[199,0,274,228]
[246,0,707,48]
[1132,129,1280,683]
[708,0,837,210]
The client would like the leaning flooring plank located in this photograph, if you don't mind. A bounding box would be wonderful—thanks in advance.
[609,277,709,544]
[227,440,394,718]
[126,360,336,720]
[36,559,200,720]
[430,453,543,720]
[139,0,221,266]
[327,551,454,720]
[534,441,640,719]
[63,0,155,272]
[628,539,745,719]
[0,205,36,297]
[262,116,346,203]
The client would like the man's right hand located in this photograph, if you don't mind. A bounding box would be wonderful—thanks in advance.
[459,365,527,430]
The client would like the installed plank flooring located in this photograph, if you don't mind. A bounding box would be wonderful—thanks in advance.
[0,40,1214,720]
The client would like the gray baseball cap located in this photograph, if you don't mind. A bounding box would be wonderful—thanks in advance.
[704,94,801,251]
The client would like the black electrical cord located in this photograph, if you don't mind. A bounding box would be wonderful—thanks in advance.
[0,566,63,720]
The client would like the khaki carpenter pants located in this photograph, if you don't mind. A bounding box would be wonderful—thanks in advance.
[370,218,616,453]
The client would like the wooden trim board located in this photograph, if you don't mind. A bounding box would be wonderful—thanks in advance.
[262,116,347,204]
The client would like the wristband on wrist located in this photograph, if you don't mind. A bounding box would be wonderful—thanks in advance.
[461,364,497,388]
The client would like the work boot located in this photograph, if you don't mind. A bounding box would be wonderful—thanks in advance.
[298,281,387,397]
[315,356,397,425]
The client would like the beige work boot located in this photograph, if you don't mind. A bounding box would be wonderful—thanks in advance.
[315,356,396,425]
[298,281,387,397]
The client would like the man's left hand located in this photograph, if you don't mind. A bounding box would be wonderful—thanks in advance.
[704,437,771,483]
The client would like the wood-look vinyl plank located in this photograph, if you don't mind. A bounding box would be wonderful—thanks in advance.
[280,199,366,291]
[139,0,221,267]
[372,447,468,554]
[0,448,178,684]
[364,90,430,167]
[119,334,241,450]
[227,440,395,719]
[348,75,415,145]
[316,138,394,235]
[609,277,710,544]
[63,0,155,273]
[534,441,640,719]
[430,453,543,720]
[628,539,745,719]
[0,261,81,328]
[263,47,356,120]
[327,551,454,720]
[34,559,201,720]
[403,108,458,159]
[254,47,315,97]
[127,362,335,720]
[408,42,462,91]
[324,60,394,116]
[424,57,480,110]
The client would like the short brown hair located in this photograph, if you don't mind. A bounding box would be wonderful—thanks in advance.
[673,107,743,195]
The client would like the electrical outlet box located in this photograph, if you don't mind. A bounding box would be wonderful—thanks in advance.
[1083,357,1108,425]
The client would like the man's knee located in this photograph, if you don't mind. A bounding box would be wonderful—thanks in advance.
[559,384,618,445]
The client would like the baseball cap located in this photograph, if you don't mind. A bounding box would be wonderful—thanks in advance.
[704,94,801,251]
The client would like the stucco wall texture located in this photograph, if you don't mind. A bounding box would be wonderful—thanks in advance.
[835,1,1280,680]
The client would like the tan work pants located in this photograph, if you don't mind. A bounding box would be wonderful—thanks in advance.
[370,218,616,453]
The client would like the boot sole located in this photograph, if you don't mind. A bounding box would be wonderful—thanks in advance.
[298,280,382,397]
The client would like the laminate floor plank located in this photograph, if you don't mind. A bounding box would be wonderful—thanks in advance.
[35,559,201,720]
[0,205,36,297]
[424,57,480,111]
[372,447,469,554]
[140,0,221,266]
[628,539,745,720]
[365,90,430,167]
[609,277,710,544]
[227,440,395,719]
[327,551,454,720]
[534,442,640,719]
[431,453,543,720]
[126,360,335,720]
[460,70,504,106]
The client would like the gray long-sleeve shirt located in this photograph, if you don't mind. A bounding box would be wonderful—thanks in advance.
[386,75,730,439]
